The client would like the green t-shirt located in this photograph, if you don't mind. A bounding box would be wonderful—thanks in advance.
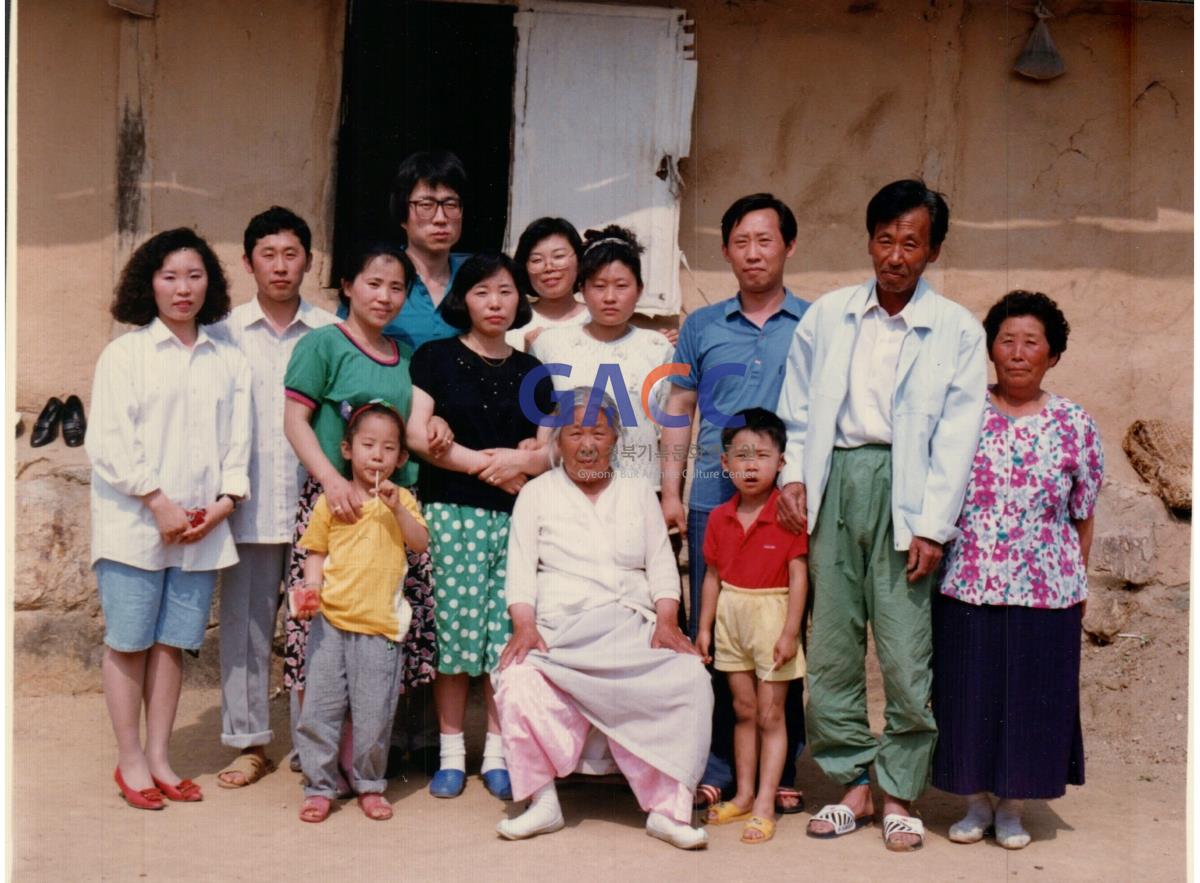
[284,324,417,487]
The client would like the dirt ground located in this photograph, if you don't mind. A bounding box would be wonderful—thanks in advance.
[12,582,1188,883]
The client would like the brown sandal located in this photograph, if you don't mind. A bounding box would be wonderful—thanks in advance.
[217,753,276,789]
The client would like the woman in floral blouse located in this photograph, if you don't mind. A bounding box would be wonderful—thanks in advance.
[932,290,1103,851]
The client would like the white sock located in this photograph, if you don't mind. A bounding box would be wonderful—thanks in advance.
[496,783,564,840]
[439,732,466,773]
[995,799,1031,849]
[949,792,994,843]
[480,731,507,775]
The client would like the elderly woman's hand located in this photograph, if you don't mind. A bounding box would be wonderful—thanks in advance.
[499,603,547,669]
[651,599,700,656]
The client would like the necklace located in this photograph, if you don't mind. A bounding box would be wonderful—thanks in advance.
[461,334,511,367]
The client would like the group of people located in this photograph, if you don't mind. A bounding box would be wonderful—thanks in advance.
[86,150,1102,855]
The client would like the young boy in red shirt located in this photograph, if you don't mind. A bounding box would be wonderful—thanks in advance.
[696,408,809,845]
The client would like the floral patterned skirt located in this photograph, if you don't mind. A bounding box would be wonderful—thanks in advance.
[282,475,438,692]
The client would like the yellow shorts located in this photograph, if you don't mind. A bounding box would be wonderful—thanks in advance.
[713,584,805,681]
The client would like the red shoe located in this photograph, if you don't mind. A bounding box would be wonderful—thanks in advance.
[114,767,165,811]
[153,776,203,802]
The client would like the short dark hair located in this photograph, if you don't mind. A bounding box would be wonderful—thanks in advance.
[720,193,798,246]
[578,225,644,289]
[721,407,787,452]
[440,251,533,332]
[111,227,230,327]
[983,290,1071,359]
[865,179,950,249]
[344,401,406,446]
[513,217,584,298]
[388,150,468,225]
[243,206,312,257]
[337,240,416,308]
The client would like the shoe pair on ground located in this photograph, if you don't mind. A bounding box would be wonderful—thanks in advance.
[114,767,202,810]
[430,767,512,800]
[496,782,708,850]
[30,395,86,447]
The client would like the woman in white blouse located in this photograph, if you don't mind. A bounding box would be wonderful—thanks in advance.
[87,228,251,810]
[492,389,712,850]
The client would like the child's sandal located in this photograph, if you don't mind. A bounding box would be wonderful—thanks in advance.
[299,796,331,823]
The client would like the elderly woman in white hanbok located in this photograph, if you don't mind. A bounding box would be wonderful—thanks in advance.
[493,390,713,850]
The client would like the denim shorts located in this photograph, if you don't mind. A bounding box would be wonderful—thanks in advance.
[94,559,217,652]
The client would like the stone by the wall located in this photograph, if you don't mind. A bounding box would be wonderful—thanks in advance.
[1091,481,1168,587]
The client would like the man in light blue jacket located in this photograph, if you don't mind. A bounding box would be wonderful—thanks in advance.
[775,180,986,851]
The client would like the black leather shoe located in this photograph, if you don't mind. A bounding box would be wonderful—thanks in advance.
[30,397,63,447]
[62,395,87,447]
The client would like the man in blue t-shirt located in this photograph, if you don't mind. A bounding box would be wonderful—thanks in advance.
[660,193,809,812]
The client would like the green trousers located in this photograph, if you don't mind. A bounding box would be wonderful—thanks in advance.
[805,445,937,802]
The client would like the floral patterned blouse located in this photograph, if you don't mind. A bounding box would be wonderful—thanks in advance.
[939,390,1104,609]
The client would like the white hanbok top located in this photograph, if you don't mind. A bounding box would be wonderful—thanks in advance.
[87,319,252,571]
[504,467,679,626]
[530,325,674,489]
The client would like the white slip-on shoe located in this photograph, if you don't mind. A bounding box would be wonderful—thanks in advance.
[646,811,709,850]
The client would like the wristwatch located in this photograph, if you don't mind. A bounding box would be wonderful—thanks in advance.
[218,494,240,510]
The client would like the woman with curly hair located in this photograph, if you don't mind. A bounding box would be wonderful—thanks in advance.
[87,227,251,810]
[933,290,1104,849]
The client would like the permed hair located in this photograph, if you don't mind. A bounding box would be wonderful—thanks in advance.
[983,289,1071,359]
[111,227,230,327]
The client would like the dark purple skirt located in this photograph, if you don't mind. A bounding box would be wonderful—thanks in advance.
[931,593,1085,799]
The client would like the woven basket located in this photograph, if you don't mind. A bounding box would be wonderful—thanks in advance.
[1123,419,1192,514]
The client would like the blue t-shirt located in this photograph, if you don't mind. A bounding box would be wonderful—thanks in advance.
[670,291,809,512]
[338,251,469,352]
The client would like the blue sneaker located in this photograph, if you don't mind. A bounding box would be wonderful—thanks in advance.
[482,768,513,801]
[429,768,466,798]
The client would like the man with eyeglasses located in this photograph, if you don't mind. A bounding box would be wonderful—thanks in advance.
[382,149,471,351]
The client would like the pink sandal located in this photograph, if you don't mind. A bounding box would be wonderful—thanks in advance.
[299,796,331,823]
[357,793,393,821]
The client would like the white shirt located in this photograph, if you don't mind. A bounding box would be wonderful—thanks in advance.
[505,468,679,626]
[835,293,911,447]
[210,298,338,543]
[778,278,987,549]
[504,301,588,352]
[530,325,674,489]
[87,319,252,570]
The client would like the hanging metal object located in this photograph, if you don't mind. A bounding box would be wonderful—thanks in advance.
[1014,2,1066,81]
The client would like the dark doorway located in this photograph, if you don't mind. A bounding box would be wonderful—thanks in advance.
[332,0,517,282]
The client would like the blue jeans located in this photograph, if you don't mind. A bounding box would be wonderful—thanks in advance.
[686,507,806,794]
[94,559,216,652]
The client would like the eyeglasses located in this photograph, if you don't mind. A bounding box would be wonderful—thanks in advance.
[408,197,463,220]
[527,252,576,271]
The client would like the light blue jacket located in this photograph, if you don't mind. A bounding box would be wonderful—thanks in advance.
[778,278,986,550]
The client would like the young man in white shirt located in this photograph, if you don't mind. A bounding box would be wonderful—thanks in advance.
[212,207,337,788]
[775,180,986,851]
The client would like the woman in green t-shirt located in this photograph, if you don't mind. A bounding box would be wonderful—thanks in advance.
[282,241,451,786]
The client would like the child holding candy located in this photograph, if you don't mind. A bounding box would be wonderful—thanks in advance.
[292,402,429,822]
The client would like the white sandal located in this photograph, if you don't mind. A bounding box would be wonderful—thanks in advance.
[806,803,872,839]
[882,813,925,852]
